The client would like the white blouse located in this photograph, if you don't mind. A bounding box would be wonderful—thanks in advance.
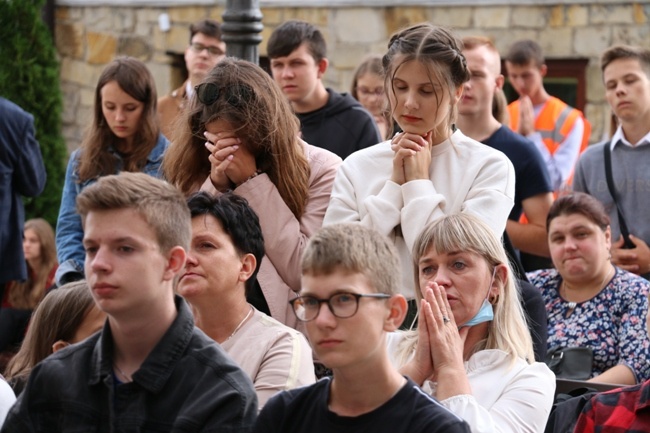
[387,332,556,433]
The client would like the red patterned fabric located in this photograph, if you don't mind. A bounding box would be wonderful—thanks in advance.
[574,379,650,432]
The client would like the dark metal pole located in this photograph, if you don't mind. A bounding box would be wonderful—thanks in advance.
[221,0,263,65]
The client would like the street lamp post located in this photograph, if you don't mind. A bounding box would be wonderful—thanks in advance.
[221,0,263,64]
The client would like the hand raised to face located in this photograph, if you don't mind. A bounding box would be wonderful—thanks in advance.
[204,123,258,191]
[420,283,468,376]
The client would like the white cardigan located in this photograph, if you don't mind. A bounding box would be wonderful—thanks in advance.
[386,333,556,433]
[324,129,515,298]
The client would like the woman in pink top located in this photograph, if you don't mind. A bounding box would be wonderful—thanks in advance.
[163,59,341,327]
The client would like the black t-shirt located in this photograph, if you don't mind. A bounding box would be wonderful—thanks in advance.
[253,377,470,433]
[483,126,552,220]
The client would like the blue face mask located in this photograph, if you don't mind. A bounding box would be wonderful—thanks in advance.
[459,268,496,328]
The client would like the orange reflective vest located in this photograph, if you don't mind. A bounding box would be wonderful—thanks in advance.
[509,96,591,224]
[508,96,591,159]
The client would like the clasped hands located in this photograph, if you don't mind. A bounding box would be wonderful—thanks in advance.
[204,131,258,192]
[611,234,650,276]
[390,131,433,185]
[404,282,468,386]
[517,95,535,137]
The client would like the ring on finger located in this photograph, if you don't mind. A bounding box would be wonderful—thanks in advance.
[442,316,450,324]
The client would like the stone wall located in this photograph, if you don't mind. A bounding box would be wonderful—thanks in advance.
[55,3,650,153]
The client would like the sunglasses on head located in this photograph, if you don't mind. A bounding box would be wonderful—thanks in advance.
[194,82,254,108]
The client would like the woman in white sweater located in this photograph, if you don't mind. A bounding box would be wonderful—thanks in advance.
[390,214,555,433]
[324,23,514,308]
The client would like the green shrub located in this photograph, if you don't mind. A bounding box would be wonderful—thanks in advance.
[0,0,67,228]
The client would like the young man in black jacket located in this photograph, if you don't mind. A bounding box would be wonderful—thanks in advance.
[2,172,258,432]
[267,20,381,160]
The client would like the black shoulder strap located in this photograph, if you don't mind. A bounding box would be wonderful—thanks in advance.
[603,143,633,247]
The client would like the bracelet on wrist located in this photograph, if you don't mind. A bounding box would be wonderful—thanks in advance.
[237,170,261,187]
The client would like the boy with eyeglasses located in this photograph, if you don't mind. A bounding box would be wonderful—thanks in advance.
[252,224,470,433]
[158,19,226,140]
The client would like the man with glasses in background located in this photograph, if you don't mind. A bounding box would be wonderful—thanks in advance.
[253,224,470,433]
[158,19,226,140]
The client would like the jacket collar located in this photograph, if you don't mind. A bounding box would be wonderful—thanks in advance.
[89,295,195,392]
[106,133,169,166]
[147,134,169,164]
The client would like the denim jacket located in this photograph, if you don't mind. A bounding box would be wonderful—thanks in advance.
[1,296,258,432]
[55,134,169,285]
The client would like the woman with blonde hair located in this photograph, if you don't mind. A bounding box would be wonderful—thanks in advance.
[0,218,58,354]
[163,58,341,327]
[55,57,168,286]
[389,214,555,432]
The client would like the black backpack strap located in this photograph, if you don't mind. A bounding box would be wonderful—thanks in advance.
[603,143,634,248]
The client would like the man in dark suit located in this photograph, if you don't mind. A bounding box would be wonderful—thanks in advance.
[0,97,46,286]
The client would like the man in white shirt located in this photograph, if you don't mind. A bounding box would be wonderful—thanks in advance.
[573,45,650,278]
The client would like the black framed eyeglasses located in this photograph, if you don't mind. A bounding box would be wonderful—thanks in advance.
[356,86,384,97]
[189,42,225,57]
[195,82,254,108]
[289,293,391,322]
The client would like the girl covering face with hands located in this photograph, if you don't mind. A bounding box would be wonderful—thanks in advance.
[163,58,341,327]
[323,23,515,316]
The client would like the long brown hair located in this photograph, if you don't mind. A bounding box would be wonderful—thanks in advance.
[4,281,97,383]
[8,219,57,309]
[77,56,160,182]
[163,58,310,218]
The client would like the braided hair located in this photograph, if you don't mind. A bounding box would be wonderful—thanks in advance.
[382,23,470,137]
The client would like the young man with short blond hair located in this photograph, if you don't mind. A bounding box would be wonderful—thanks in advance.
[2,172,257,432]
[458,36,553,260]
[253,224,470,433]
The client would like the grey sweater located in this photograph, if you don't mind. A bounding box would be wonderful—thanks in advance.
[573,140,650,243]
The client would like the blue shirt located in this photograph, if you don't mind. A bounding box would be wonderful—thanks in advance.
[55,134,168,285]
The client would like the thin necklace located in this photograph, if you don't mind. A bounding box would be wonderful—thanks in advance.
[114,363,132,382]
[561,267,614,318]
[226,305,253,342]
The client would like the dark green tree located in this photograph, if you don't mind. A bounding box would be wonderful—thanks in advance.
[0,0,67,228]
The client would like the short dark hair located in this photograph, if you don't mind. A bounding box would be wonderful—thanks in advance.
[505,40,544,67]
[267,20,326,62]
[546,192,610,233]
[186,192,264,295]
[601,44,650,75]
[189,19,222,43]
